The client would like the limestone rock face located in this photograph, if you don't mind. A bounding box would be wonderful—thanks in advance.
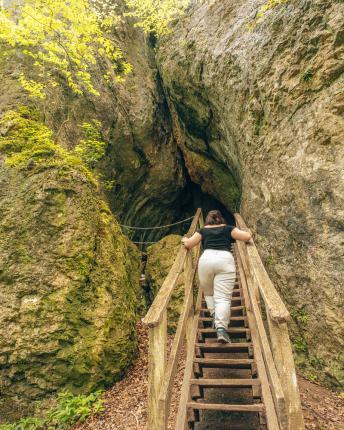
[0,161,141,421]
[0,9,185,419]
[44,17,188,240]
[157,0,344,386]
[145,235,184,331]
[0,15,188,244]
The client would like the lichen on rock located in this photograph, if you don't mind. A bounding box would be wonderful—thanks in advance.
[0,128,141,420]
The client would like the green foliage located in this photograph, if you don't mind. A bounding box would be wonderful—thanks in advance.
[307,374,318,383]
[293,336,308,353]
[0,391,104,430]
[0,0,131,99]
[46,391,105,429]
[302,70,314,82]
[101,177,116,191]
[291,308,310,327]
[0,417,45,430]
[75,120,106,168]
[125,0,190,36]
[265,254,274,265]
[0,107,93,182]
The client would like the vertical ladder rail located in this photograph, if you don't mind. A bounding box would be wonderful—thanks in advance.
[234,213,305,430]
[143,209,203,430]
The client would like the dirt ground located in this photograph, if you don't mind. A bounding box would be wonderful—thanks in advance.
[73,322,344,430]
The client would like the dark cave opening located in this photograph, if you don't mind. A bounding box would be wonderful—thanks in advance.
[130,175,237,250]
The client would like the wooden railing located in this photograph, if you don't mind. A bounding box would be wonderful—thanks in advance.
[143,210,305,430]
[142,208,204,430]
[234,213,305,430]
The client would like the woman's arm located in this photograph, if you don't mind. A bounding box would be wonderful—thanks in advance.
[231,227,252,242]
[181,232,202,249]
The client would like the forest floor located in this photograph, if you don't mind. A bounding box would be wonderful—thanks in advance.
[73,322,344,430]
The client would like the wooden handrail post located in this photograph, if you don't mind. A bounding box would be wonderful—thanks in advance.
[184,251,194,351]
[267,317,305,430]
[147,309,167,430]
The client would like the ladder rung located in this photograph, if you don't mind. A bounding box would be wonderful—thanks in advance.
[200,305,245,312]
[195,342,252,352]
[194,358,254,368]
[187,402,264,412]
[199,316,246,322]
[198,328,250,334]
[190,378,260,388]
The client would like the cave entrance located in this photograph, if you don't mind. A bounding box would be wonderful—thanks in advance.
[180,181,235,226]
[138,180,236,245]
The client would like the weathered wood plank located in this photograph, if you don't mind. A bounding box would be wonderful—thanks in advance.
[175,282,203,430]
[234,213,290,322]
[267,317,305,430]
[187,402,265,412]
[189,378,261,387]
[237,241,288,429]
[235,245,281,430]
[147,310,167,430]
[194,357,254,367]
[184,251,194,349]
[143,209,202,328]
[158,242,201,424]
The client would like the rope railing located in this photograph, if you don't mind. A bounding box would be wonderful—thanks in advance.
[118,215,194,230]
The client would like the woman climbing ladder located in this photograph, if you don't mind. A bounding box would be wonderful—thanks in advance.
[181,210,252,343]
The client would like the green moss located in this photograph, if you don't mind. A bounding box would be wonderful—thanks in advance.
[0,107,96,184]
[75,120,107,168]
[0,162,142,419]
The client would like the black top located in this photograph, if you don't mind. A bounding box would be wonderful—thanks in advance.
[197,225,235,251]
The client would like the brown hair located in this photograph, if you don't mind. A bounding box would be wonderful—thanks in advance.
[205,210,226,226]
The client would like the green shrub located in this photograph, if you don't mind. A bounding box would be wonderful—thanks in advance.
[0,417,45,430]
[291,308,310,327]
[46,391,105,429]
[0,391,104,430]
[293,336,308,353]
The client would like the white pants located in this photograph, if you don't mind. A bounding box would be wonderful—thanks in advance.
[198,249,236,329]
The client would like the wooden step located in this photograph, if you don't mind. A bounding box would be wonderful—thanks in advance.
[199,316,246,322]
[194,358,254,369]
[190,378,260,388]
[200,305,245,312]
[194,424,259,430]
[195,342,252,353]
[198,328,250,334]
[187,402,265,412]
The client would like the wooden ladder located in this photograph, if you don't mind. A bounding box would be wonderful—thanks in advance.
[143,210,305,430]
[176,243,276,430]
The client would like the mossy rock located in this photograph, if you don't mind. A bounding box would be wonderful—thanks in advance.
[0,159,141,421]
[145,235,185,332]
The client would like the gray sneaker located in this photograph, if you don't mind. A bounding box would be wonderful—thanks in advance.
[217,328,231,344]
